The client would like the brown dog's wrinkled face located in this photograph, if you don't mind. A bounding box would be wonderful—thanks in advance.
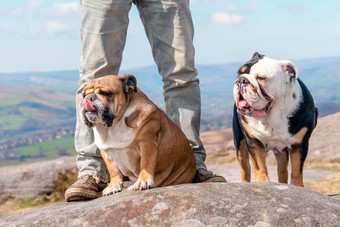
[81,74,137,127]
[233,52,298,118]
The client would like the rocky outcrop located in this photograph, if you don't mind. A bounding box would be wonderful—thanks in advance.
[0,156,77,202]
[309,111,340,161]
[1,183,339,226]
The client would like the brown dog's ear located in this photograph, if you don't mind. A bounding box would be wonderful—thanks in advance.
[120,74,137,94]
[81,86,86,98]
[81,83,89,98]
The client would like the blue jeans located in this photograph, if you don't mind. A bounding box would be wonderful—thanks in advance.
[76,0,206,183]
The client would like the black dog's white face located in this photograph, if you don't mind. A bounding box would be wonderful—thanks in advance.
[233,52,298,118]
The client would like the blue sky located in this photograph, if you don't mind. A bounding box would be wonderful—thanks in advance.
[1,0,340,73]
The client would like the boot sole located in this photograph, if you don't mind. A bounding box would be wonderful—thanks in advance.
[204,176,227,183]
[65,188,101,202]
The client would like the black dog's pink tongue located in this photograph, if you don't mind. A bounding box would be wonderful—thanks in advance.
[239,100,248,108]
[84,100,95,111]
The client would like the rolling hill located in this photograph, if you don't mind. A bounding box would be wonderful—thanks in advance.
[0,84,75,141]
[1,56,339,131]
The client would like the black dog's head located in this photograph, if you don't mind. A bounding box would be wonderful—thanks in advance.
[234,52,298,118]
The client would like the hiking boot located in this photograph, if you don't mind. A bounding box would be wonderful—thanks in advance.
[65,175,107,202]
[194,168,227,183]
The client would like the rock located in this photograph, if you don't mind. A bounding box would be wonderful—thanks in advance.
[309,112,340,161]
[1,183,339,226]
[0,156,77,202]
[329,194,340,200]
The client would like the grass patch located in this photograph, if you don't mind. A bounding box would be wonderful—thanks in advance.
[205,148,237,165]
[0,95,25,107]
[0,115,26,130]
[0,199,64,214]
[305,172,340,195]
[304,161,340,172]
[12,137,75,158]
[304,160,340,195]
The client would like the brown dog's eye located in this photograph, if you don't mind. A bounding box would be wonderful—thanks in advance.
[99,90,114,99]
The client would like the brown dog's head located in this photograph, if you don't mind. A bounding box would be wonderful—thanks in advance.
[81,74,137,127]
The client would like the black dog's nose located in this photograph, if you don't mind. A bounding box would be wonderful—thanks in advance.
[239,77,250,85]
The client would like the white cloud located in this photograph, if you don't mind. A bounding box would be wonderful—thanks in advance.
[0,7,23,15]
[225,3,236,12]
[28,0,45,13]
[26,0,80,16]
[190,0,212,4]
[279,4,310,14]
[44,21,70,35]
[52,2,79,15]
[190,0,199,4]
[10,8,23,15]
[248,2,259,12]
[28,0,44,7]
[211,12,243,26]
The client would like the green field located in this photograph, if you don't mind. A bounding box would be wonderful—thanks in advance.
[0,137,76,166]
[0,115,27,130]
[0,95,26,107]
[0,83,76,141]
[13,137,74,156]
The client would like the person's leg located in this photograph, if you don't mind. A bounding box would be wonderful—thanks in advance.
[134,0,205,168]
[135,0,226,182]
[67,0,132,201]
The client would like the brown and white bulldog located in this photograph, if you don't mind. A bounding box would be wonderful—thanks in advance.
[81,74,196,195]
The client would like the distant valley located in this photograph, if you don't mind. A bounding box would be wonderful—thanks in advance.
[0,56,340,165]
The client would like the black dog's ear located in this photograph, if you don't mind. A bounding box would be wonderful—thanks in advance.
[252,52,265,59]
[237,52,265,76]
[120,74,137,94]
[280,60,298,83]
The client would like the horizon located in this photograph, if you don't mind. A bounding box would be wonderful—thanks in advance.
[1,54,340,74]
[1,0,340,73]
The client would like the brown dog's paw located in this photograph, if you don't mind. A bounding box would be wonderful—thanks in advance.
[103,181,123,196]
[127,171,154,191]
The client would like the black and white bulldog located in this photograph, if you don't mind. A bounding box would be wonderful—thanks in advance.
[232,52,318,187]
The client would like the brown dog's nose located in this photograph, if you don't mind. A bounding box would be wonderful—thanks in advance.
[84,99,96,112]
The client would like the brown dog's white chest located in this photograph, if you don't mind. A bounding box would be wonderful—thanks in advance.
[103,147,140,182]
[93,104,141,181]
[93,105,138,149]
